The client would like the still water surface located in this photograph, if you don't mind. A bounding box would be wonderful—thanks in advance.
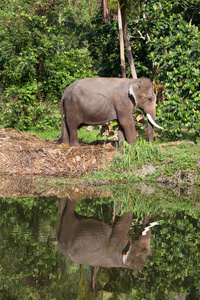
[0,184,199,299]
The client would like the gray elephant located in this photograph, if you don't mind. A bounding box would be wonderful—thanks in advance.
[59,77,163,146]
[56,198,152,270]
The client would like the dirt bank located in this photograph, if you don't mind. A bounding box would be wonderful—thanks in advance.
[0,128,116,176]
[0,128,199,199]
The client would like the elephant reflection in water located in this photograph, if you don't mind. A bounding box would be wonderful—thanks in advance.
[56,198,154,270]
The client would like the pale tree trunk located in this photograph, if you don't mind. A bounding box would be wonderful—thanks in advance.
[118,5,126,78]
[102,0,110,24]
[123,16,137,79]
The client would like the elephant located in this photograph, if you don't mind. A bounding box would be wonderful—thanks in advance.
[58,77,163,147]
[56,198,153,270]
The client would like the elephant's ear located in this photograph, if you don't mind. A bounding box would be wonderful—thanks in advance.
[129,82,141,100]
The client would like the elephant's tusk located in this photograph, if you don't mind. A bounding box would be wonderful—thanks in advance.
[142,221,160,236]
[122,247,131,265]
[147,114,164,129]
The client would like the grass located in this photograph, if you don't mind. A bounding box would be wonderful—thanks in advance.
[88,139,164,182]
[120,139,163,169]
[87,139,200,184]
[161,142,200,178]
[30,126,107,142]
[30,129,61,140]
[78,126,107,143]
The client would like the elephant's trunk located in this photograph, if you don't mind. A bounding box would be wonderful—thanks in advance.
[146,108,163,142]
[146,111,154,143]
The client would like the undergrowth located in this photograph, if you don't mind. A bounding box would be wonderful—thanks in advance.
[89,139,200,184]
[112,139,163,171]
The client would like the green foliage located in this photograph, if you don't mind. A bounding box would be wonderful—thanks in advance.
[31,128,61,140]
[133,1,200,139]
[0,0,97,131]
[78,126,109,143]
[113,139,163,171]
[1,81,60,131]
[150,17,200,138]
[87,18,121,77]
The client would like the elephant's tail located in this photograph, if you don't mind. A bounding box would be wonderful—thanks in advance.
[57,98,69,144]
[60,98,64,136]
[57,98,64,143]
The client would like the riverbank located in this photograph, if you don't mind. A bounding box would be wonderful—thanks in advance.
[0,128,199,198]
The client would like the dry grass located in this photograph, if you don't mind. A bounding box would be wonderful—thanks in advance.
[0,128,115,176]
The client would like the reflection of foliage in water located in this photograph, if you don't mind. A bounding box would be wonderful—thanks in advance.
[76,183,200,220]
[147,211,200,299]
[75,197,115,225]
[0,185,199,299]
[0,196,78,299]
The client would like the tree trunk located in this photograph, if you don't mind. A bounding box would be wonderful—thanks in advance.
[123,16,137,79]
[118,5,126,78]
[102,0,110,24]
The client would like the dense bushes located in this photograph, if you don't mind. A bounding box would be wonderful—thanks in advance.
[146,14,200,139]
[0,0,97,131]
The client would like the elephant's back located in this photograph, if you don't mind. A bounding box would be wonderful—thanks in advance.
[61,77,135,107]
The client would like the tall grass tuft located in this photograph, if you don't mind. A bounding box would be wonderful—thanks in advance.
[132,139,163,168]
[112,139,163,171]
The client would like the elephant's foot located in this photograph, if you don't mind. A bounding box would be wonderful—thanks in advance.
[57,135,70,145]
[70,140,80,147]
[118,138,124,150]
[57,135,63,144]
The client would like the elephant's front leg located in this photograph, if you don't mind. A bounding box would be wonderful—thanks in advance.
[118,124,125,148]
[118,113,137,144]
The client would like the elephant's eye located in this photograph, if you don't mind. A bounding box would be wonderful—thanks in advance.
[147,96,152,102]
[141,247,147,254]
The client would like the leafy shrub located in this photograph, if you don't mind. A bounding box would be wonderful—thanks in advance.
[0,1,97,131]
[87,18,121,77]
[112,139,163,171]
[147,15,200,139]
[0,82,60,131]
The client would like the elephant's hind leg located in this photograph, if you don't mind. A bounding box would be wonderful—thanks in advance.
[67,119,80,147]
[69,128,80,147]
[58,119,70,144]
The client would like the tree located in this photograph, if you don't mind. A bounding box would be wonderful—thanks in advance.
[123,14,137,78]
[118,2,126,77]
[0,0,97,131]
[102,0,111,24]
[102,0,137,78]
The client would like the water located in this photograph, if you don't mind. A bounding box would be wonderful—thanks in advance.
[0,182,199,299]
